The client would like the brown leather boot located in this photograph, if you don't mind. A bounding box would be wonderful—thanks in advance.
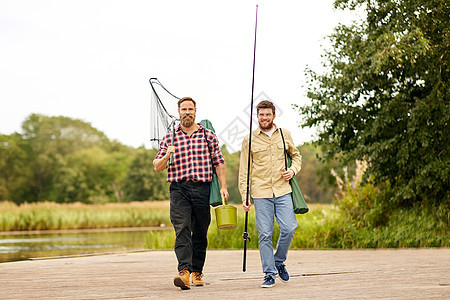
[192,272,204,286]
[174,269,190,290]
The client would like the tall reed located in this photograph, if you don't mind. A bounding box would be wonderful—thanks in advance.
[145,204,334,249]
[0,201,171,231]
[2,201,446,249]
[145,203,448,249]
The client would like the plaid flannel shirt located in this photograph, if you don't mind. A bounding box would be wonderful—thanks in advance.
[155,124,225,182]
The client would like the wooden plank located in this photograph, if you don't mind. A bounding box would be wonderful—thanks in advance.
[0,249,449,299]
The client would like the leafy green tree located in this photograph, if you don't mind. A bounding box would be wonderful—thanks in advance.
[122,148,169,201]
[296,143,344,203]
[299,0,449,207]
[103,151,134,202]
[20,114,114,201]
[50,147,132,203]
[0,134,32,203]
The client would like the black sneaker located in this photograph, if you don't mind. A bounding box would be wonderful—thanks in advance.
[261,275,275,288]
[276,264,289,282]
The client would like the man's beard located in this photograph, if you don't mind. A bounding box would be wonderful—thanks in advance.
[181,114,195,127]
[259,119,273,130]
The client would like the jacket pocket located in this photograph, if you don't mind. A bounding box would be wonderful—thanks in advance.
[252,146,270,165]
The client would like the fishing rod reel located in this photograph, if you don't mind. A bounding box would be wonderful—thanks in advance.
[242,231,251,242]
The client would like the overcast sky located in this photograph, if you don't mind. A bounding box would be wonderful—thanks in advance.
[0,0,361,152]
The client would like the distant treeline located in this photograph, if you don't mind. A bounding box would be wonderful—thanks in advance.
[0,114,347,205]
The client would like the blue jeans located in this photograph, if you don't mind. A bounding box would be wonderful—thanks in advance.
[170,181,211,273]
[253,193,297,279]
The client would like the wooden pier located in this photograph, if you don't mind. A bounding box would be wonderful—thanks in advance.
[1,249,449,299]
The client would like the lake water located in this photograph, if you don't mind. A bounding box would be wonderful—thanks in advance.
[0,227,166,263]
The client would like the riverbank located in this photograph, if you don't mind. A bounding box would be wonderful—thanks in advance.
[0,226,169,236]
[0,201,172,231]
[1,249,449,299]
[2,201,447,249]
[0,228,159,263]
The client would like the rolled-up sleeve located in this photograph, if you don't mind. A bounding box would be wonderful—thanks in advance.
[208,131,225,167]
[155,135,170,160]
[285,130,302,175]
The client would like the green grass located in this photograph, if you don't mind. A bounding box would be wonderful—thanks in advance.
[1,201,447,249]
[0,201,171,231]
[145,203,449,249]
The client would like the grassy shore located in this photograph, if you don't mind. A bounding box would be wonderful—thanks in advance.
[1,201,447,249]
[0,201,171,231]
[146,203,448,249]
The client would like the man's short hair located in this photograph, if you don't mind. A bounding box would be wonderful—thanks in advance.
[178,97,196,108]
[256,100,275,114]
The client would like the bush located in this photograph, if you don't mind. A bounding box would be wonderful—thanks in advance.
[333,181,449,248]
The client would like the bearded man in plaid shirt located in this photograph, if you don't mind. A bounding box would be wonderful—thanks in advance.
[153,97,229,290]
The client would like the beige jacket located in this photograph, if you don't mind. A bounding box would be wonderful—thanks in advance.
[239,125,302,200]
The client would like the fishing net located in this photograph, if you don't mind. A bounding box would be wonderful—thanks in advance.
[149,78,180,149]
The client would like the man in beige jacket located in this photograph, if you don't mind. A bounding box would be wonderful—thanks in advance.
[239,100,302,288]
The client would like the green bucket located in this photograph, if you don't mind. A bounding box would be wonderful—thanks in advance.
[215,205,237,230]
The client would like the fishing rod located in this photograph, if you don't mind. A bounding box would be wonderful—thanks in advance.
[243,4,258,273]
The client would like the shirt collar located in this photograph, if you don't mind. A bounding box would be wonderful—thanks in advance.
[175,123,204,134]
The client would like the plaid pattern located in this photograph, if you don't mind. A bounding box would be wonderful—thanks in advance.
[155,124,225,182]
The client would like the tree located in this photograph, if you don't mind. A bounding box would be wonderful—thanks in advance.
[50,147,132,203]
[122,148,170,201]
[4,113,137,203]
[0,134,32,203]
[295,143,351,204]
[20,114,114,201]
[299,0,449,207]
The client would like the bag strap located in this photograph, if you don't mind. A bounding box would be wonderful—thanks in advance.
[280,128,288,170]
[203,128,216,174]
